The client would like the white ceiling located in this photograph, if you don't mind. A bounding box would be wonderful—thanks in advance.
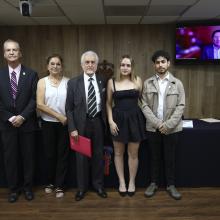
[0,0,219,25]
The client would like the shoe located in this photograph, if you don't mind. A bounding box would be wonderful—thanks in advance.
[24,191,34,201]
[144,182,158,197]
[75,191,85,201]
[166,185,182,200]
[95,188,107,198]
[118,190,127,197]
[127,191,135,197]
[55,188,64,198]
[8,192,19,203]
[127,184,136,197]
[45,184,54,194]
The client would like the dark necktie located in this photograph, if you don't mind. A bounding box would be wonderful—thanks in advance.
[11,71,18,103]
[87,77,97,117]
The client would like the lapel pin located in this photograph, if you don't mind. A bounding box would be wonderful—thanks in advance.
[23,72,26,76]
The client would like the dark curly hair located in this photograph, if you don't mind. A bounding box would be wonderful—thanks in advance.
[151,50,171,63]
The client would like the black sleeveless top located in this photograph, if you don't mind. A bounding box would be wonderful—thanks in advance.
[111,79,146,143]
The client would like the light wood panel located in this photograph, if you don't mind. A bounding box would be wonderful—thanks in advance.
[0,25,219,118]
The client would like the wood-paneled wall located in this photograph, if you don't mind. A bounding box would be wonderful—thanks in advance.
[0,25,219,118]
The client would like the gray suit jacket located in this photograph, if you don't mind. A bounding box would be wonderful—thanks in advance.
[66,73,106,135]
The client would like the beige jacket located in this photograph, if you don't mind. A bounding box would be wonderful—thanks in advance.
[141,72,185,134]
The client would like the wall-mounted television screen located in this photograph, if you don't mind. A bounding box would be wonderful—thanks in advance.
[175,21,220,64]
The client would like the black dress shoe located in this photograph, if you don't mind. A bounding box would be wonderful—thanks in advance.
[96,188,107,198]
[127,191,135,197]
[24,191,34,201]
[8,192,19,203]
[75,191,85,201]
[118,190,127,197]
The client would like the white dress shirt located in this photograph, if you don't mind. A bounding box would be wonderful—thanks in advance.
[213,45,220,59]
[8,64,21,83]
[83,73,101,113]
[156,73,169,120]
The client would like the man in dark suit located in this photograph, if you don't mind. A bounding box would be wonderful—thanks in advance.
[0,39,38,203]
[201,29,220,60]
[66,51,107,201]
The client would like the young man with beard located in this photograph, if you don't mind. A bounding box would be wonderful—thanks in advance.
[141,50,185,200]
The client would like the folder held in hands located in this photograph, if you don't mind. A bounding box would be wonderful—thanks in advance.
[69,135,92,157]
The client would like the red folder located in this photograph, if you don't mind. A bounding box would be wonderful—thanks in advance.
[69,135,92,157]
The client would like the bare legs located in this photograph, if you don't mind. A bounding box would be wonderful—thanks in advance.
[127,142,139,192]
[113,141,140,192]
[113,141,126,192]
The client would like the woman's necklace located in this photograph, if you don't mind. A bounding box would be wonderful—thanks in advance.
[49,75,62,86]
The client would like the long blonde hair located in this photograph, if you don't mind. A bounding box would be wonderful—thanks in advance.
[116,55,137,82]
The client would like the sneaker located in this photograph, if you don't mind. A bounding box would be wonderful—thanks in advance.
[166,185,182,200]
[45,184,54,194]
[144,182,158,197]
[55,188,64,198]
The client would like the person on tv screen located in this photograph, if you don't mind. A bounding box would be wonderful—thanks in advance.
[201,29,220,60]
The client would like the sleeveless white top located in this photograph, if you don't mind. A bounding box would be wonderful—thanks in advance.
[40,76,69,122]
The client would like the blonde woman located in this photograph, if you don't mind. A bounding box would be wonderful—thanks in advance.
[106,55,146,197]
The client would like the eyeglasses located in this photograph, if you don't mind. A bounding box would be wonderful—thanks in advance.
[120,63,131,67]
